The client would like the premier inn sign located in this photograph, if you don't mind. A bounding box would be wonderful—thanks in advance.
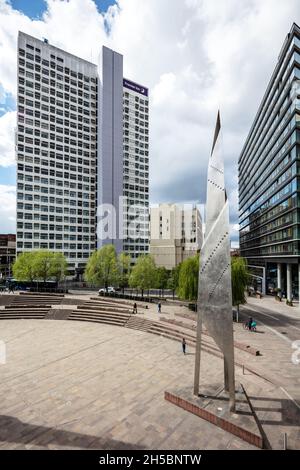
[123,78,148,97]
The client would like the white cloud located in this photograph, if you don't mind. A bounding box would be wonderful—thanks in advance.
[0,0,300,244]
[0,184,15,232]
[0,110,16,167]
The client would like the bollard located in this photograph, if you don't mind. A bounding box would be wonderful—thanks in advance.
[283,433,287,450]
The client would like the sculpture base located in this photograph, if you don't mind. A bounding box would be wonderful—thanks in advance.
[165,384,263,449]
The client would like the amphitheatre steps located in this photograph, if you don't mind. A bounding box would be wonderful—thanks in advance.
[0,305,49,320]
[11,294,63,306]
[149,322,196,343]
[80,303,131,315]
[19,292,64,297]
[90,297,148,309]
[68,307,130,327]
[125,316,153,332]
[161,316,260,357]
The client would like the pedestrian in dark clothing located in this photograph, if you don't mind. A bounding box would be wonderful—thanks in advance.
[133,302,137,314]
[248,317,253,331]
[182,338,186,354]
[157,302,161,313]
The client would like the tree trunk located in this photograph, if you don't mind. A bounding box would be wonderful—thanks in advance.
[236,305,239,323]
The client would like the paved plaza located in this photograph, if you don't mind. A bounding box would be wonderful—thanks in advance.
[0,319,256,450]
[0,293,299,450]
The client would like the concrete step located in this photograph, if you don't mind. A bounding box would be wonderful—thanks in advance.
[80,304,131,314]
[149,323,196,342]
[125,316,153,332]
[0,313,46,319]
[12,298,61,303]
[19,292,65,298]
[69,315,126,327]
[72,309,130,320]
[90,297,148,309]
[70,312,129,322]
[5,304,51,309]
[1,309,48,313]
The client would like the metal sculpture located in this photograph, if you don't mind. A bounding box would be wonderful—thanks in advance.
[194,111,235,411]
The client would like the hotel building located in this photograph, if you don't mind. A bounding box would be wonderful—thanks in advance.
[99,47,149,262]
[16,34,149,273]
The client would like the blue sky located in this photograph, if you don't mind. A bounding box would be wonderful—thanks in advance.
[10,0,116,18]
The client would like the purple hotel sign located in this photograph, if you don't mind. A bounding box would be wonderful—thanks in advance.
[123,78,148,97]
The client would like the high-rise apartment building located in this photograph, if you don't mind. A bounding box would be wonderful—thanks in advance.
[16,32,98,275]
[150,203,202,270]
[16,34,149,274]
[239,23,300,299]
[100,47,149,261]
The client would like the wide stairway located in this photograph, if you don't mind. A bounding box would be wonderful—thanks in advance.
[0,305,49,320]
[10,293,64,306]
[68,298,199,346]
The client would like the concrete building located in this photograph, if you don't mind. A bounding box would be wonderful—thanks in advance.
[239,23,300,300]
[99,47,149,261]
[16,34,149,273]
[0,234,16,279]
[16,32,98,275]
[150,204,202,270]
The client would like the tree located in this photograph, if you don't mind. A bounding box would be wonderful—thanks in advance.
[129,255,157,296]
[51,252,68,282]
[33,250,55,283]
[167,264,181,299]
[177,255,199,301]
[13,252,38,282]
[12,250,68,286]
[231,256,249,322]
[155,266,169,297]
[84,245,119,289]
[118,252,131,292]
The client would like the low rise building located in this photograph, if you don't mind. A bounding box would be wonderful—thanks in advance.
[0,234,16,279]
[150,203,202,270]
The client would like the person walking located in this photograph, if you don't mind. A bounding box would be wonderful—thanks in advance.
[182,338,186,355]
[157,302,161,314]
[248,317,253,331]
[133,302,137,314]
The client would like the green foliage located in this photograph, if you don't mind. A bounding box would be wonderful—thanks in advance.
[84,245,119,287]
[33,250,55,282]
[13,252,37,282]
[51,252,68,282]
[129,255,157,292]
[12,250,68,282]
[155,266,169,290]
[177,255,199,301]
[118,252,131,289]
[167,264,181,292]
[231,257,249,307]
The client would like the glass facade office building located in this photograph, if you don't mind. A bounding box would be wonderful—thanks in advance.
[239,23,300,299]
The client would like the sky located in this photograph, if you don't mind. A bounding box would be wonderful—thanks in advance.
[0,0,300,247]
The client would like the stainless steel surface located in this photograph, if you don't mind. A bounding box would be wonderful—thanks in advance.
[194,112,235,411]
